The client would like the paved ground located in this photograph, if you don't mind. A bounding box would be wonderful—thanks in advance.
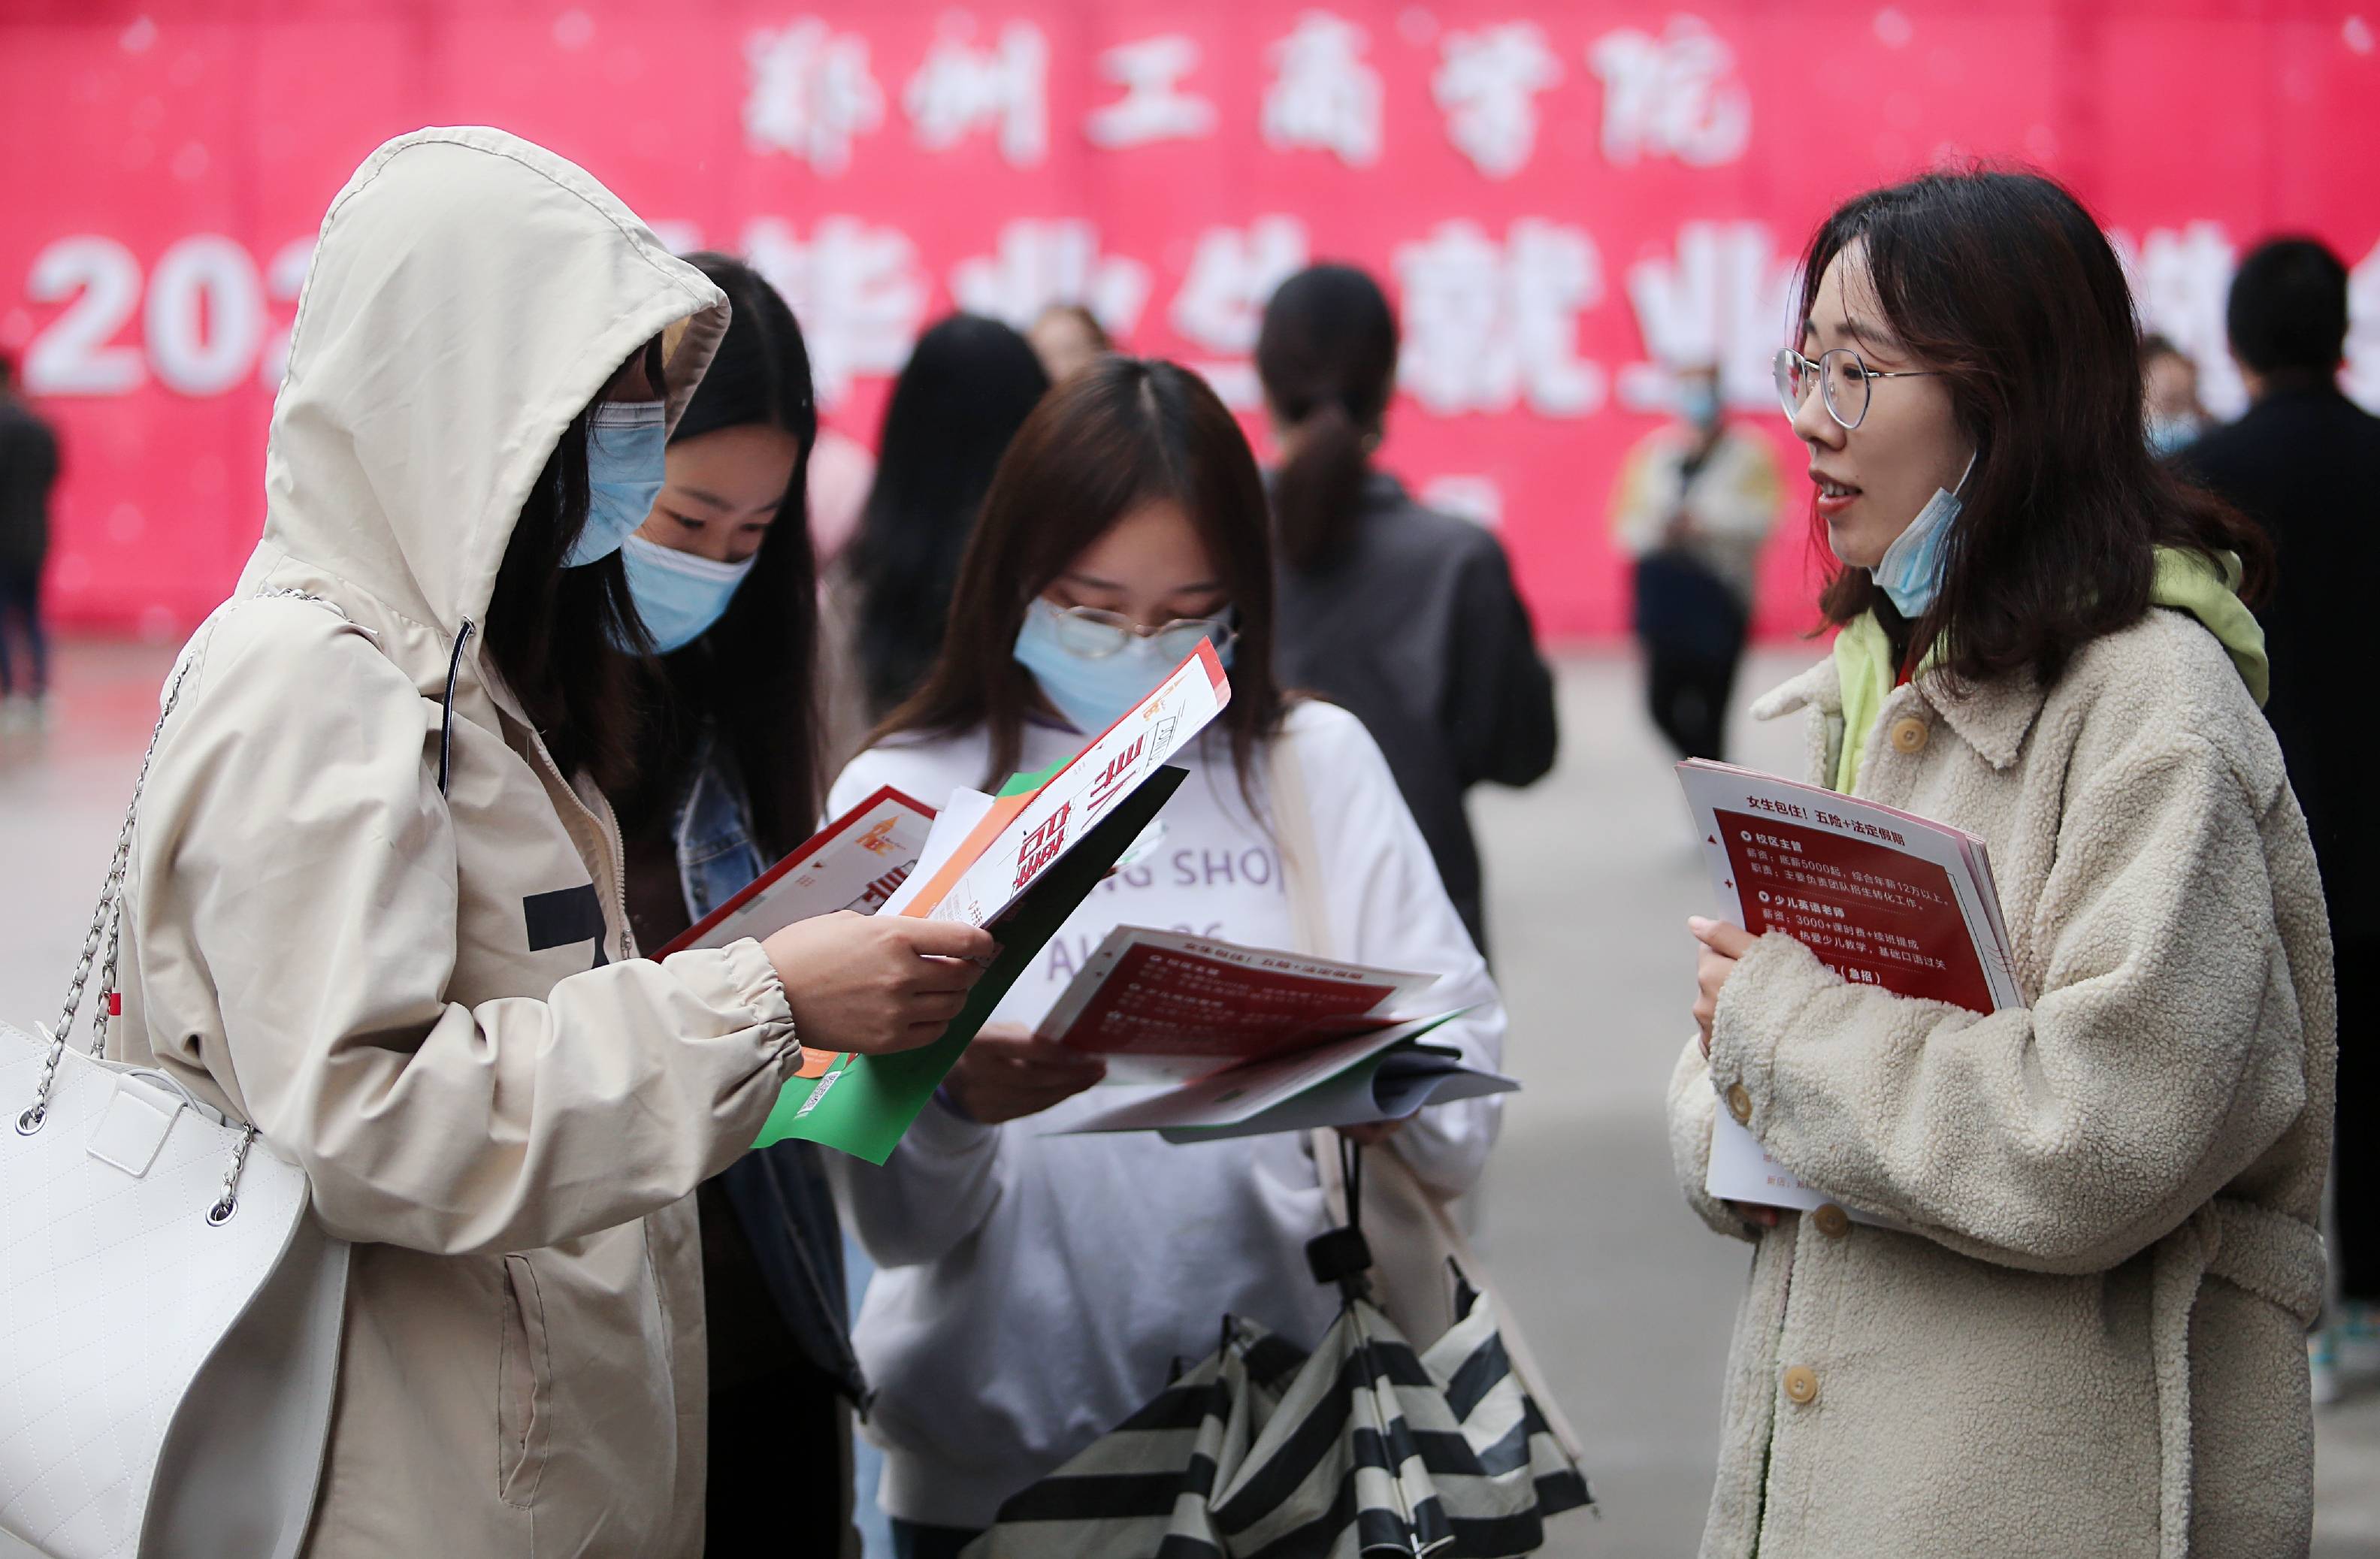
[5,639,2376,1554]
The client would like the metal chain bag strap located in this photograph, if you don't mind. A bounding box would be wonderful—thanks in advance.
[2,597,350,1559]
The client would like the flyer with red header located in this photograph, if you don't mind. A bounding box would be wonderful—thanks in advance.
[658,786,936,958]
[1032,926,1514,1137]
[898,639,1232,932]
[753,641,1227,1164]
[1677,760,2022,1221]
[1034,926,1439,1082]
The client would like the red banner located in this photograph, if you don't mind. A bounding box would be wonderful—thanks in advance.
[5,2,2377,639]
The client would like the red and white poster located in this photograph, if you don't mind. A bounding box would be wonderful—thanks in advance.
[5,2,2378,640]
[1036,924,1439,1074]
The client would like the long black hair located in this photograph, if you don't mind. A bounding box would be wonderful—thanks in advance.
[483,338,664,796]
[1254,264,1399,572]
[882,356,1287,807]
[1803,170,2271,688]
[846,314,1050,718]
[616,252,821,861]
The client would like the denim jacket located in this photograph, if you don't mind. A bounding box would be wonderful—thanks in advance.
[676,728,866,1403]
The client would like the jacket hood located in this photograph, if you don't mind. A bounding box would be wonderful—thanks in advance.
[1818,544,2269,793]
[262,127,729,637]
[2150,548,2268,707]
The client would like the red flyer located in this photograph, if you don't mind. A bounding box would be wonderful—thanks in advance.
[1036,926,1439,1080]
[1678,760,2019,1014]
[658,785,935,958]
[1677,760,2022,1222]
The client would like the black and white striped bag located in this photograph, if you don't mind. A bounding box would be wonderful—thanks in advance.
[965,1277,1592,1558]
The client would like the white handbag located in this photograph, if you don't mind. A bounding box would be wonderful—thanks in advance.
[1,609,349,1559]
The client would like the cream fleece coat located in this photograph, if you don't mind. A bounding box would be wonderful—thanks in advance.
[1667,603,2335,1558]
[113,130,806,1555]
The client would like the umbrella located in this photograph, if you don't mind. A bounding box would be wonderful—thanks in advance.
[965,1271,1593,1557]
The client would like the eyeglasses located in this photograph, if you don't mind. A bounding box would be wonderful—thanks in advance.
[1045,601,1238,663]
[1774,346,1945,431]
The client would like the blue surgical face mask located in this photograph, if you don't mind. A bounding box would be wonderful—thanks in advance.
[1869,451,1977,618]
[2146,412,2202,458]
[1011,596,1235,736]
[1680,383,1722,431]
[612,533,756,654]
[563,400,668,567]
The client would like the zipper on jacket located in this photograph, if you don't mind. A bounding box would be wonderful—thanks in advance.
[437,618,474,798]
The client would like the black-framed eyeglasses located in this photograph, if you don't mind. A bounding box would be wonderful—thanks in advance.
[1774,346,1945,431]
[1044,600,1238,663]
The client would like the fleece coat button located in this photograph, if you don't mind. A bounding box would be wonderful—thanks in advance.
[1813,1203,1852,1239]
[1725,1083,1753,1124]
[1889,717,1930,754]
[1783,1366,1819,1406]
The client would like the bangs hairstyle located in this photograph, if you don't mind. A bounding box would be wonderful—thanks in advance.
[484,336,667,795]
[1802,170,2270,688]
[879,355,1289,800]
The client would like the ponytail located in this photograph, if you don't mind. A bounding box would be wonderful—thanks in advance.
[1272,401,1371,570]
[1256,264,1399,575]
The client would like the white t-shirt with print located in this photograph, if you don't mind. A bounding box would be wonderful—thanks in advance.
[822,700,1506,1528]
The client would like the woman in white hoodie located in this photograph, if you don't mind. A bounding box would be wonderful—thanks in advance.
[112,130,991,1556]
[826,357,1507,1557]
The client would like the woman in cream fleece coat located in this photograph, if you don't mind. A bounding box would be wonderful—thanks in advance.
[1668,171,2333,1558]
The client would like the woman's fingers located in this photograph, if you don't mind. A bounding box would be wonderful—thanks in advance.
[1686,916,1759,958]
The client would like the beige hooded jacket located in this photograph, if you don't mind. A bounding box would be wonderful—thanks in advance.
[1667,601,2333,1558]
[113,128,806,1556]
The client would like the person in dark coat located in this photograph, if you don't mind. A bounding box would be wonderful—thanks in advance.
[0,352,60,727]
[2175,235,2380,1402]
[1257,264,1558,959]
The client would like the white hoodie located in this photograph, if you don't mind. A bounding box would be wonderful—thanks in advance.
[825,701,1505,1527]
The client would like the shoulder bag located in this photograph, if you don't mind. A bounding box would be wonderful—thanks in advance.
[1269,727,1587,1467]
[1,600,349,1559]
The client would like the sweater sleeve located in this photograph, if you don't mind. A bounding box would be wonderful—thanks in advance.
[1706,730,2311,1274]
[1302,707,1508,1195]
[825,1098,1009,1267]
[1443,533,1559,791]
[132,601,803,1255]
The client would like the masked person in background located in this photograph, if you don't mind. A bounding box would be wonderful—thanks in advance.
[1258,264,1556,961]
[1670,170,2327,1559]
[1610,362,1783,763]
[110,130,993,1557]
[2140,333,2208,458]
[598,252,872,1554]
[825,358,1507,1559]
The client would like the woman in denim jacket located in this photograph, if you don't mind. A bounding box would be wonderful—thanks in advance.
[607,252,867,1554]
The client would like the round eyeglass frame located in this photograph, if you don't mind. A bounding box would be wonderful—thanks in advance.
[1044,600,1238,663]
[1773,346,1945,431]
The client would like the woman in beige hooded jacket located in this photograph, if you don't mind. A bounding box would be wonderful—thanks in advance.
[110,128,993,1556]
[1668,171,2333,1557]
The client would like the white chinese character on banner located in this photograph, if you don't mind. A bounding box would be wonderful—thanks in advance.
[1433,23,1562,180]
[951,219,1150,338]
[2115,222,2248,419]
[1169,216,1311,408]
[904,19,1048,167]
[741,216,927,406]
[2347,240,2380,414]
[1262,12,1382,167]
[1618,221,1795,412]
[1086,35,1217,148]
[744,19,885,176]
[1395,218,1605,417]
[1420,475,1505,529]
[1172,216,1311,353]
[1587,15,1750,167]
